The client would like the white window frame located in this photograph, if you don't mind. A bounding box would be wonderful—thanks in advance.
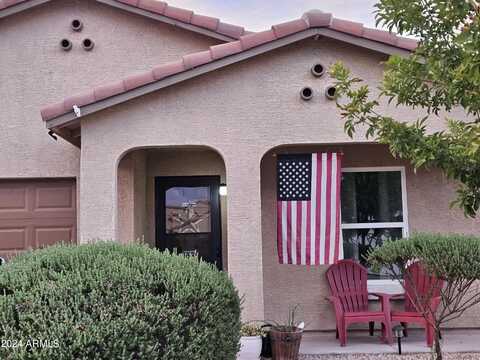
[341,166,409,294]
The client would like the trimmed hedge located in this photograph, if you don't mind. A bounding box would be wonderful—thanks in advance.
[0,242,241,360]
[367,233,480,281]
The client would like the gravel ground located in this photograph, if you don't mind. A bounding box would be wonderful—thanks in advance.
[299,353,480,360]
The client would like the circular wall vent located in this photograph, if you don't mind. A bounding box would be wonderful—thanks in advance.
[311,63,325,77]
[60,38,72,51]
[300,87,314,101]
[325,85,337,100]
[82,38,95,51]
[71,19,83,32]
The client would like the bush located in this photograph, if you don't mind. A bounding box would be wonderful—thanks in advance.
[367,233,480,360]
[0,242,241,360]
[367,233,480,281]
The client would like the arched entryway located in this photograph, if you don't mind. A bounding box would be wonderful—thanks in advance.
[260,143,412,331]
[117,146,228,270]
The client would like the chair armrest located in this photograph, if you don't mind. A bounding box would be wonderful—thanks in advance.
[368,292,392,313]
[369,292,391,299]
[389,293,405,300]
[326,296,344,317]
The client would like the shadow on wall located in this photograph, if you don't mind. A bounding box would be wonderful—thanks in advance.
[116,146,229,270]
[260,143,480,331]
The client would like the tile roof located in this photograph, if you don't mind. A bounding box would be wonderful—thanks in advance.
[0,0,248,39]
[0,0,28,9]
[41,10,418,122]
[108,0,247,39]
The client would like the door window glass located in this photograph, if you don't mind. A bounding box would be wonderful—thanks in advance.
[165,187,211,234]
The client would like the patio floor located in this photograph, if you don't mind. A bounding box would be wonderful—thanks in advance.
[238,328,480,360]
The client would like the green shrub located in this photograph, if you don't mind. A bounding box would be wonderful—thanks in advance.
[0,242,241,360]
[367,233,480,281]
[367,233,480,360]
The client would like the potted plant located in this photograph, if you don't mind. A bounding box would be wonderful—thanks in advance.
[267,305,305,360]
[239,322,265,359]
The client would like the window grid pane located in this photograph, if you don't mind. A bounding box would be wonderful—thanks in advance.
[341,171,403,224]
[340,169,407,280]
[343,227,403,279]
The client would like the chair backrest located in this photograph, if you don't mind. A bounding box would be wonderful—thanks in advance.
[326,259,369,313]
[404,262,443,312]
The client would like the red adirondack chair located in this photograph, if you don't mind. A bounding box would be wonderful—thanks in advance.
[391,262,444,347]
[326,259,393,346]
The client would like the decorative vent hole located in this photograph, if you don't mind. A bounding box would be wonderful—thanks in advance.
[60,39,72,51]
[82,38,95,51]
[325,85,337,100]
[311,63,325,77]
[300,87,313,101]
[71,19,83,31]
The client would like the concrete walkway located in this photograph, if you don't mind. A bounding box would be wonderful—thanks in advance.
[238,329,480,360]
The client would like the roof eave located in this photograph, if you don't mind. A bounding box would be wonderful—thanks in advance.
[45,27,412,135]
[96,0,237,42]
[317,28,411,57]
[0,0,49,19]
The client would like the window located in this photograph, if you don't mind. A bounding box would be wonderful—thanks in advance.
[165,187,211,234]
[341,167,409,280]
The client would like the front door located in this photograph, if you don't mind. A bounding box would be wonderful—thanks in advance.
[155,176,222,269]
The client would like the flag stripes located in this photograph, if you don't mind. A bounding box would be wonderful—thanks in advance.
[277,152,343,265]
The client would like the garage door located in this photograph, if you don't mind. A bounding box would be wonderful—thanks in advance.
[0,179,76,259]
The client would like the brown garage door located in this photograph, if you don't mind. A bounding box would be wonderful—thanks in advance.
[0,179,76,260]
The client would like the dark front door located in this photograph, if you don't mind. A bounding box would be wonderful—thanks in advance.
[155,176,222,269]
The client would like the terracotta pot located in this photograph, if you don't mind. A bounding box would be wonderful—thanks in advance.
[269,327,303,360]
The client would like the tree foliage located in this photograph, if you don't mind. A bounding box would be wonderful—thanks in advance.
[368,233,480,360]
[330,0,480,217]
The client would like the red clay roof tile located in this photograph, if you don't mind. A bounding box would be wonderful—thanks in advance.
[272,19,309,39]
[163,5,193,23]
[2,0,27,8]
[330,18,364,37]
[40,101,65,121]
[217,22,245,39]
[0,0,247,40]
[64,91,96,110]
[152,60,185,80]
[240,29,277,50]
[191,13,219,31]
[363,28,397,45]
[209,41,243,60]
[116,0,139,6]
[123,71,155,90]
[183,50,212,70]
[41,10,419,122]
[138,0,166,14]
[302,10,332,27]
[395,37,418,51]
[94,81,126,101]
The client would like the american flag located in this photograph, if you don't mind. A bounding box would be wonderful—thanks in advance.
[276,153,343,265]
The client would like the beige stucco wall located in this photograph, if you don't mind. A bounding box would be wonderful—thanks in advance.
[117,147,228,268]
[0,0,219,180]
[117,150,147,244]
[261,144,480,330]
[77,37,479,324]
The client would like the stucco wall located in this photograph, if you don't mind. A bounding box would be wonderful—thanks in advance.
[77,37,479,323]
[144,148,228,268]
[261,144,480,330]
[0,0,219,179]
[117,147,228,268]
[117,150,147,244]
